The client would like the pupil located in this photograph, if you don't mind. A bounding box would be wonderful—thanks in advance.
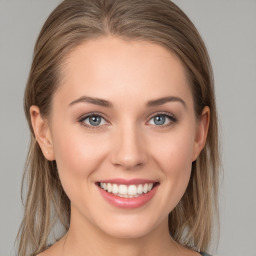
[89,116,101,126]
[154,115,165,125]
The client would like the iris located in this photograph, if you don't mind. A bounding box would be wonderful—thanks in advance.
[88,116,102,126]
[153,115,166,125]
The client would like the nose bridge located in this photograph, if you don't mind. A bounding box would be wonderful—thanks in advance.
[111,121,147,169]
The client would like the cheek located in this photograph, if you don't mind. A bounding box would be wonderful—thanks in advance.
[150,129,195,204]
[152,127,195,171]
[51,125,108,194]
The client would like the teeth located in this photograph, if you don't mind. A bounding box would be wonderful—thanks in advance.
[143,184,148,193]
[107,183,112,193]
[119,185,128,195]
[128,185,137,196]
[138,184,143,194]
[99,182,155,197]
[112,184,119,194]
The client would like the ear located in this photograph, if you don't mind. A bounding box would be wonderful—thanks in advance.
[30,105,55,161]
[192,106,210,161]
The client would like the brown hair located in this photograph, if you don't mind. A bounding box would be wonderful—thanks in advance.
[18,0,220,255]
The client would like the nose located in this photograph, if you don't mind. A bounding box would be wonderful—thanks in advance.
[110,124,148,170]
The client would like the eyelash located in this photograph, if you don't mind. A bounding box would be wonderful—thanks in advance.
[147,111,178,127]
[78,112,109,129]
[78,111,177,129]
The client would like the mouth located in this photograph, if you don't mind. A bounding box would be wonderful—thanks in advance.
[96,182,159,198]
[95,179,159,209]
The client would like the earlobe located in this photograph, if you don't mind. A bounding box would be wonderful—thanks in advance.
[30,106,55,161]
[192,106,210,161]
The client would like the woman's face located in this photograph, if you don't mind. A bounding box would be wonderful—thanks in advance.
[32,37,208,239]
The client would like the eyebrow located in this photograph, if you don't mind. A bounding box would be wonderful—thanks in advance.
[69,95,186,108]
[69,96,113,107]
[146,96,186,108]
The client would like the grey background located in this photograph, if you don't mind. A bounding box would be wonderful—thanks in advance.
[0,1,255,255]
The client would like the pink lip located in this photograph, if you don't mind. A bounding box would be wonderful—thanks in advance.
[97,178,158,185]
[96,181,159,209]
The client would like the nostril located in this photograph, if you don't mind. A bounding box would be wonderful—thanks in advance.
[110,133,148,169]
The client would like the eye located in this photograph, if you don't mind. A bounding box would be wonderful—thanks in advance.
[79,114,107,127]
[148,113,177,126]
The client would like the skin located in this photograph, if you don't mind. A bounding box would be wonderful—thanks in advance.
[31,36,209,256]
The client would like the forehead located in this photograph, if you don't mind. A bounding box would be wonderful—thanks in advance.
[57,36,193,107]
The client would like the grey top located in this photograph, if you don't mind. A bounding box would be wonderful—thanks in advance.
[200,252,212,256]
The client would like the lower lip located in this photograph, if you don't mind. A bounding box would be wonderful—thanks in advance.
[97,184,159,209]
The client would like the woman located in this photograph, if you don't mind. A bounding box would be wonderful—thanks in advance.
[18,0,219,255]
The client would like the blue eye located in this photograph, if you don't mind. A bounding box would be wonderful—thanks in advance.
[153,115,166,125]
[148,114,176,126]
[80,114,107,127]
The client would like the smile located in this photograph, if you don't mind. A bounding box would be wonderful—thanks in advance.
[96,179,159,209]
[98,182,155,198]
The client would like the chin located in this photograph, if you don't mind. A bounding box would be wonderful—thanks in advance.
[93,213,164,240]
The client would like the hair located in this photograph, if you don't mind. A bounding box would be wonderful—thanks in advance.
[18,0,220,255]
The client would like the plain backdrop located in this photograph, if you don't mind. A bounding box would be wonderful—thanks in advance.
[0,1,255,256]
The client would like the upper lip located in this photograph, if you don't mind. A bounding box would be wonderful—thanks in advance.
[96,178,159,185]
